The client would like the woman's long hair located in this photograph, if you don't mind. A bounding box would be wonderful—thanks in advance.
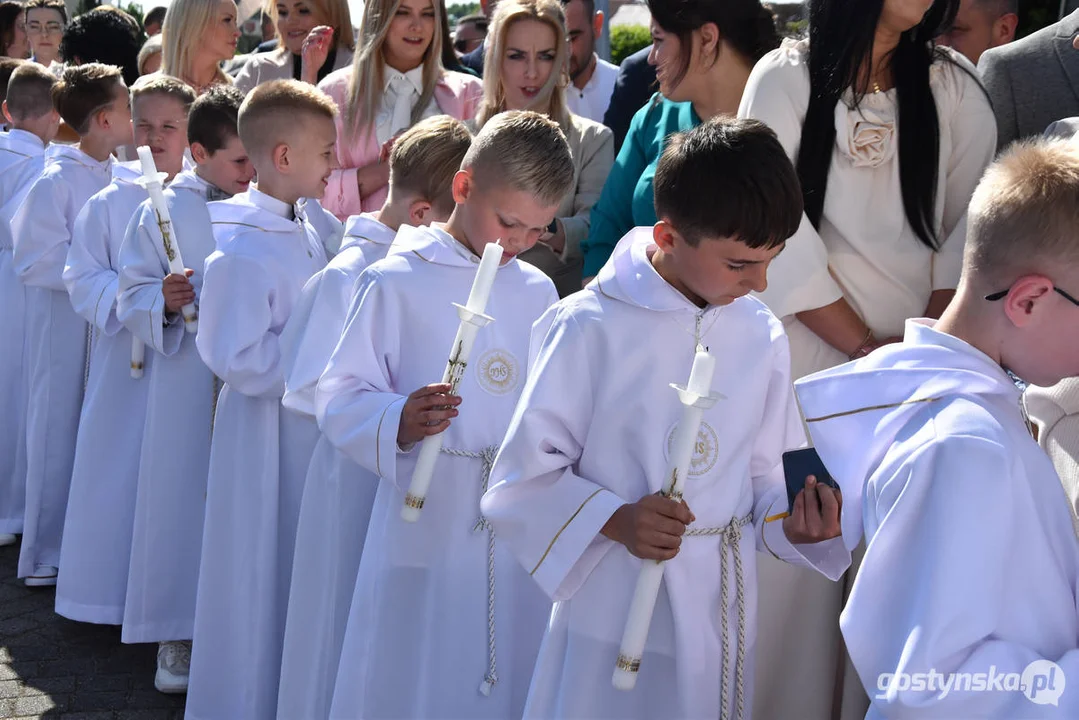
[268,0,356,52]
[342,0,443,143]
[161,0,231,86]
[475,0,570,130]
[797,0,959,251]
[0,2,23,57]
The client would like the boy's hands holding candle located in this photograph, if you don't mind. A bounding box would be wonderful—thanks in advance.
[397,383,462,447]
[162,269,196,314]
[601,494,696,561]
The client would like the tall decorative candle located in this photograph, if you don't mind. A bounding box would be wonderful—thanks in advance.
[401,241,503,522]
[612,350,717,691]
[131,338,145,379]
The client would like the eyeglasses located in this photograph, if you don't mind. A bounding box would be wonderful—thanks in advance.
[985,286,1079,307]
[26,21,64,35]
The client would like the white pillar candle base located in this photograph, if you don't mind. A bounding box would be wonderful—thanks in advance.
[612,663,640,691]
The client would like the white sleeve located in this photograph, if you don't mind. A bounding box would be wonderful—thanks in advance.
[117,202,182,355]
[195,251,286,398]
[843,435,1079,717]
[63,193,124,335]
[932,61,997,291]
[737,49,844,318]
[482,306,625,601]
[12,172,72,291]
[315,268,408,485]
[281,263,358,419]
[751,327,850,578]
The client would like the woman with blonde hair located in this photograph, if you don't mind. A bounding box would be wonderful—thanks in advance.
[234,0,355,92]
[160,0,239,94]
[475,0,612,295]
[318,0,482,219]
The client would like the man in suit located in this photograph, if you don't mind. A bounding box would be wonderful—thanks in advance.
[937,0,1017,64]
[979,9,1079,149]
[602,44,656,152]
[459,0,497,75]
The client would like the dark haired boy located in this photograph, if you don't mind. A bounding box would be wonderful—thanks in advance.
[115,84,253,695]
[482,116,849,720]
[11,62,131,587]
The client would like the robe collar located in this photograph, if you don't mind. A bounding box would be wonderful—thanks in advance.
[341,212,396,251]
[209,189,311,234]
[247,185,294,219]
[0,129,45,158]
[388,223,503,269]
[111,159,144,185]
[45,143,113,174]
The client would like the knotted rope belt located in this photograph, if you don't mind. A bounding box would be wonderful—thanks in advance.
[439,444,501,697]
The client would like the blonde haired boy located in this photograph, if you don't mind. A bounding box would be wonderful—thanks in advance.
[277,113,472,720]
[797,137,1079,717]
[12,63,132,587]
[185,79,342,720]
[319,110,573,719]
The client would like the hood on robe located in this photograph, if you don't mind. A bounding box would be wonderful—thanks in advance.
[388,223,496,269]
[168,169,212,196]
[208,190,304,235]
[0,129,45,157]
[45,143,113,171]
[342,212,396,250]
[112,159,144,185]
[794,319,1021,550]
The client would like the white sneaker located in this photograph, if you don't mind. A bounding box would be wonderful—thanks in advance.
[24,564,57,587]
[155,640,191,694]
[0,533,15,547]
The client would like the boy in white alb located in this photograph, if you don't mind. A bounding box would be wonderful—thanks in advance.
[11,64,132,587]
[0,63,59,547]
[319,111,574,720]
[795,140,1079,717]
[56,76,194,627]
[117,85,253,695]
[276,114,473,720]
[185,80,340,720]
[481,118,849,720]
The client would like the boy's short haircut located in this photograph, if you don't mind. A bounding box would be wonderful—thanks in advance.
[0,57,24,104]
[462,110,573,208]
[965,137,1079,284]
[237,79,337,161]
[131,75,196,115]
[52,63,125,136]
[143,4,168,29]
[653,116,802,250]
[389,115,472,217]
[6,61,57,121]
[188,85,245,153]
[25,0,67,24]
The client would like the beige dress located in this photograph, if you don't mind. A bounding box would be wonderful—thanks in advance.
[738,39,996,720]
[233,46,355,94]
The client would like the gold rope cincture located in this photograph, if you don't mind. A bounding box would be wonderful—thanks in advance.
[439,444,501,696]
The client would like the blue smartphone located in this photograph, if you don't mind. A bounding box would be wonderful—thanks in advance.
[782,448,839,513]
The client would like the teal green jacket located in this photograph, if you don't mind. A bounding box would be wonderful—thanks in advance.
[582,94,700,277]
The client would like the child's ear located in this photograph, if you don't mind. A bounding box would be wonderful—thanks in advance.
[2,101,12,125]
[190,141,210,165]
[408,198,433,226]
[272,142,290,173]
[653,220,678,253]
[451,169,472,204]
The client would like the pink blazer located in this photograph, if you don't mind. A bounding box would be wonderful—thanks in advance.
[318,68,483,218]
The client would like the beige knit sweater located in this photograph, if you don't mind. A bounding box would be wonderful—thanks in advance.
[1027,379,1079,537]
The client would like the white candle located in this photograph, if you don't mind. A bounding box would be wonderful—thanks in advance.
[612,350,716,691]
[130,338,145,379]
[136,145,197,334]
[401,241,502,522]
[465,241,503,314]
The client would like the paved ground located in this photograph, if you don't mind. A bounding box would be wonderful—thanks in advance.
[0,540,187,719]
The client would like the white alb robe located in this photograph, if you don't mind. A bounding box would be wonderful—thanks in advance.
[797,320,1079,718]
[318,225,558,720]
[11,145,112,577]
[481,229,851,720]
[54,162,154,624]
[0,131,47,535]
[276,212,397,720]
[116,170,222,644]
[185,188,333,720]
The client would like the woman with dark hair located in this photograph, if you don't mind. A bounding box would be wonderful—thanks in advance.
[738,1,995,718]
[580,0,779,280]
[0,2,28,58]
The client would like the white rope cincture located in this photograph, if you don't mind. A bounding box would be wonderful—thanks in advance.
[685,512,752,720]
[83,323,94,392]
[440,444,500,697]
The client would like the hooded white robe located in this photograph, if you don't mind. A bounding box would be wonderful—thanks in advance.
[481,228,850,720]
[797,320,1079,718]
[185,188,334,720]
[55,161,154,624]
[11,145,112,577]
[276,212,397,720]
[116,170,224,644]
[318,225,558,720]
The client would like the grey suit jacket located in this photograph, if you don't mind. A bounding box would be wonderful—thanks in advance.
[979,10,1079,150]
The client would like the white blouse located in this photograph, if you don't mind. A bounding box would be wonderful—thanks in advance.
[375,65,440,146]
[738,39,997,378]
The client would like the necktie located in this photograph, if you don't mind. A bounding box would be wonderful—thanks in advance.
[388,73,415,138]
